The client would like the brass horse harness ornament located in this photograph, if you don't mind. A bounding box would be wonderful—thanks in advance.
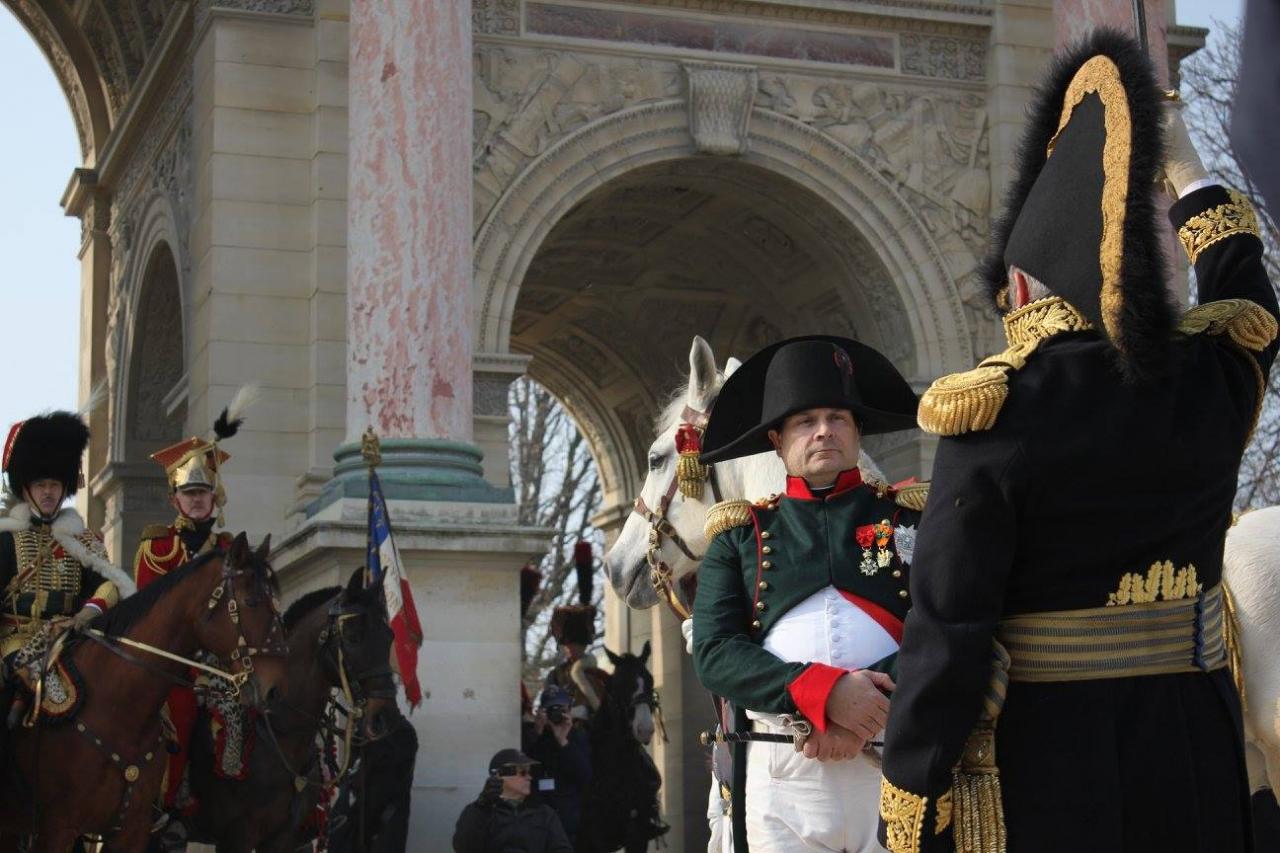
[56,553,288,835]
[631,405,721,622]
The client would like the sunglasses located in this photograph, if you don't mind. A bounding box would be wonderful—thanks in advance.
[499,766,533,777]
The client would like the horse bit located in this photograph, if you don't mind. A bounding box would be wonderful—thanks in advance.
[631,405,721,622]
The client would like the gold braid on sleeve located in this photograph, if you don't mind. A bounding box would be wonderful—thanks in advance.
[880,779,928,853]
[1177,299,1279,353]
[1178,189,1261,263]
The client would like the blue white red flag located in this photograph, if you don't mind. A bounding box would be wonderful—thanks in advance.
[367,471,424,707]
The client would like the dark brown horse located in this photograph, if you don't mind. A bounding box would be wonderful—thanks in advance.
[185,567,397,853]
[0,533,288,853]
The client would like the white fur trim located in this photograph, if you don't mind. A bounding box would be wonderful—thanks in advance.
[570,657,601,711]
[0,504,135,596]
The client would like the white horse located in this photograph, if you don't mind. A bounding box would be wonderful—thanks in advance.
[1224,506,1280,807]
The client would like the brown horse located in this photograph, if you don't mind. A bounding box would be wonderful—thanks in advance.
[184,567,397,853]
[0,533,289,853]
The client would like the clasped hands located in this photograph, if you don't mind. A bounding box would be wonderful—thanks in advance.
[801,669,894,762]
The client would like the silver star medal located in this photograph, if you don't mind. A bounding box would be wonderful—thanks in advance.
[893,524,917,565]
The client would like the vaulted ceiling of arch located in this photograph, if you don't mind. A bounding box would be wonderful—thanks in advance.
[4,0,182,157]
[514,158,912,483]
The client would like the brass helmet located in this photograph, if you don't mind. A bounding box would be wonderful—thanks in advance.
[149,386,256,523]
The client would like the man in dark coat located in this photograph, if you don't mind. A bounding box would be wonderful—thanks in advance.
[877,30,1278,853]
[692,334,926,851]
[453,749,572,853]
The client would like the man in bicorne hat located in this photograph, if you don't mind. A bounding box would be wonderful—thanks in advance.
[133,398,248,825]
[877,31,1277,853]
[692,334,927,852]
[0,411,134,727]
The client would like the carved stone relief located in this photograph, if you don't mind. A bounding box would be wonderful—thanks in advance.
[900,34,987,82]
[473,46,682,227]
[474,0,520,36]
[684,62,757,156]
[129,247,184,443]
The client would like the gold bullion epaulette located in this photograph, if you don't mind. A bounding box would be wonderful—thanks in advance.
[1178,189,1260,263]
[919,297,1094,437]
[704,500,753,539]
[141,524,171,540]
[916,351,1026,437]
[892,482,930,512]
[1177,299,1278,352]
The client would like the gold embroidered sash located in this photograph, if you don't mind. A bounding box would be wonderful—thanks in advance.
[997,585,1226,682]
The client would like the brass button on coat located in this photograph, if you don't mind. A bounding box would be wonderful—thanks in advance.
[761,531,771,539]
[757,580,769,591]
[751,620,762,630]
[762,545,773,554]
[756,601,766,611]
[898,589,909,599]
[761,560,772,569]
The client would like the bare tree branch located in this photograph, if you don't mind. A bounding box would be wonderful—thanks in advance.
[508,377,605,680]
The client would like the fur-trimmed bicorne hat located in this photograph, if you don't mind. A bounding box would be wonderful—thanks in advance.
[982,29,1174,379]
[2,412,91,498]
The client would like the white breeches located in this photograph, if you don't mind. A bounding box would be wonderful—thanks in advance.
[744,722,886,853]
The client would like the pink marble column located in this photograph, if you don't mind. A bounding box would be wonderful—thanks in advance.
[1054,0,1170,84]
[347,0,473,443]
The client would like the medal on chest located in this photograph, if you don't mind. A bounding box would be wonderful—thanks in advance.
[855,519,895,576]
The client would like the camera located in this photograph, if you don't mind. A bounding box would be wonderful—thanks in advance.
[545,704,568,724]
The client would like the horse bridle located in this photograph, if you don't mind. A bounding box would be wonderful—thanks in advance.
[80,556,287,698]
[632,405,722,622]
[204,557,289,688]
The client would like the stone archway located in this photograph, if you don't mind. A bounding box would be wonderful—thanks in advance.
[475,97,974,511]
[96,239,185,563]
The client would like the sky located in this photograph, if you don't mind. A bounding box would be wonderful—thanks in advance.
[0,0,1247,444]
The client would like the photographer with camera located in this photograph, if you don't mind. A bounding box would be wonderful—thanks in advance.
[524,686,592,843]
[453,749,572,853]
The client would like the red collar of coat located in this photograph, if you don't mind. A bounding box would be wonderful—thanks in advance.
[784,468,863,500]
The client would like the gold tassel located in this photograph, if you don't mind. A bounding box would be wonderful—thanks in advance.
[952,726,1006,853]
[677,451,708,500]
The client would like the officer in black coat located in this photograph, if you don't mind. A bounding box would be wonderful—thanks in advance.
[877,30,1278,853]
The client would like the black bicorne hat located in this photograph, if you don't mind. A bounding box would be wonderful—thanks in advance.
[2,412,91,498]
[699,336,918,465]
[982,28,1174,379]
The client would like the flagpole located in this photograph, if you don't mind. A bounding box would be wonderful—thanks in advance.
[362,427,381,589]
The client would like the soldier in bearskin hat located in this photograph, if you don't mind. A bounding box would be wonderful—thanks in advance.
[0,409,133,728]
[132,387,254,830]
[877,30,1278,853]
[691,334,926,852]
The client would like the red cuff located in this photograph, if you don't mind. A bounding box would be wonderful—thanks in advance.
[787,662,848,733]
[85,598,107,613]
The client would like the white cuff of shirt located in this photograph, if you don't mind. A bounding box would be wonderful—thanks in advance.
[1179,177,1216,199]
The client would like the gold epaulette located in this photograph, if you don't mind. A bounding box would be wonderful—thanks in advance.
[1178,189,1260,263]
[917,358,1019,436]
[893,482,930,512]
[140,524,171,540]
[919,297,1093,437]
[1177,299,1278,352]
[704,500,754,539]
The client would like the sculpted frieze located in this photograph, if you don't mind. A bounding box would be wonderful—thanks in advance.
[473,46,682,226]
[756,73,989,260]
[8,0,93,157]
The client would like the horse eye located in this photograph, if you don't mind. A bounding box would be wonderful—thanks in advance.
[648,452,664,471]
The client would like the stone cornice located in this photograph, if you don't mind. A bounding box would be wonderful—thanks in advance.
[598,0,992,36]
